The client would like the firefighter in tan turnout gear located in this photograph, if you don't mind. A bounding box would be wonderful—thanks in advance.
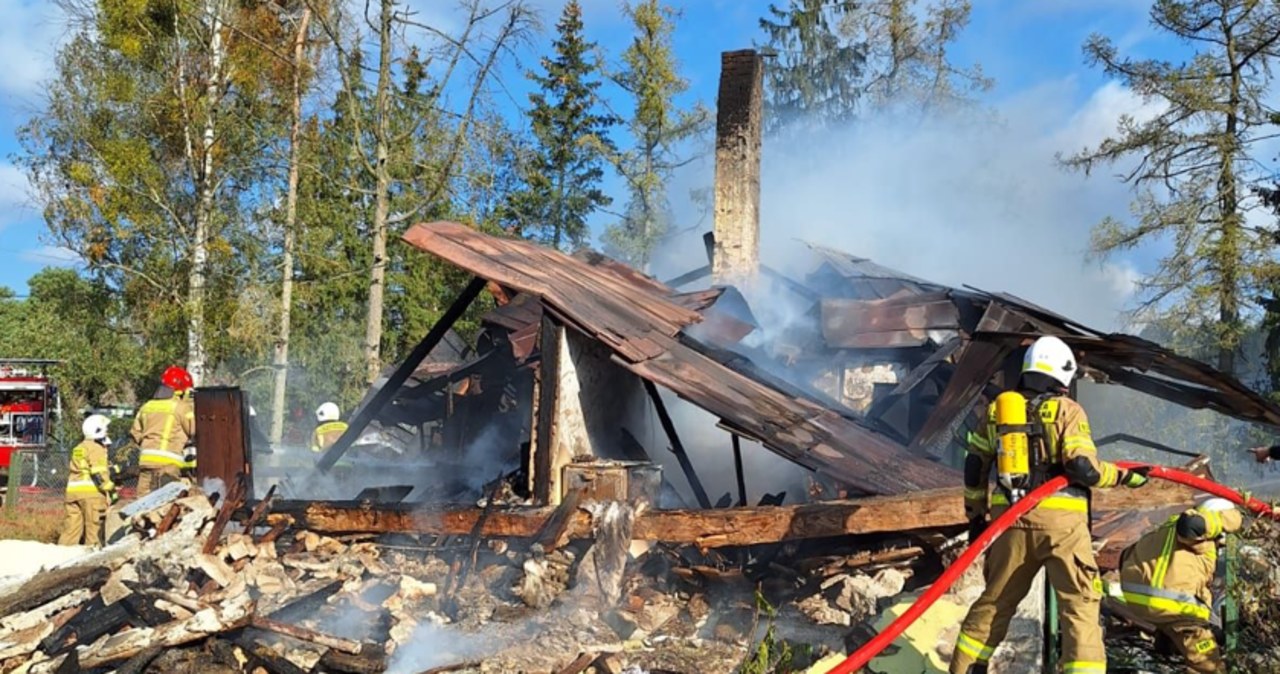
[130,366,196,495]
[310,402,348,453]
[58,414,116,547]
[950,335,1150,674]
[1117,498,1242,673]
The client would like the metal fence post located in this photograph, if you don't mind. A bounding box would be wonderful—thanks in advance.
[1224,534,1239,652]
[1043,578,1059,674]
[5,451,23,516]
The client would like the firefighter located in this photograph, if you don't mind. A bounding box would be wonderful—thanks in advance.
[1249,444,1280,462]
[130,366,196,495]
[310,402,348,453]
[58,414,116,547]
[1115,497,1241,673]
[950,335,1150,674]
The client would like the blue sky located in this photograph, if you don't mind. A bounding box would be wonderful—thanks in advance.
[0,0,1176,323]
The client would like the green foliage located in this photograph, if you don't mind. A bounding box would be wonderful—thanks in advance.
[1225,522,1280,670]
[0,270,141,413]
[1060,0,1280,375]
[601,0,710,269]
[738,590,814,674]
[758,0,865,133]
[505,0,616,251]
[757,1,989,136]
[845,0,991,118]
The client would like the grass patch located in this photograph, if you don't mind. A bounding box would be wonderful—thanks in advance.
[0,493,65,543]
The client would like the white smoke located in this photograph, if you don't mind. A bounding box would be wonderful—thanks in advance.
[654,79,1162,333]
[385,622,496,673]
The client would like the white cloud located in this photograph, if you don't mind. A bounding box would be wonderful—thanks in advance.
[0,162,33,231]
[20,246,79,267]
[0,1,69,104]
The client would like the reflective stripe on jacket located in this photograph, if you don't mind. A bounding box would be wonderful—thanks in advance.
[1119,507,1242,621]
[65,440,110,497]
[311,421,349,453]
[131,397,195,467]
[964,394,1121,529]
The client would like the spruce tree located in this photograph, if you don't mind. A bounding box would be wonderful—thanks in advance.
[601,0,709,269]
[758,0,865,134]
[507,0,616,250]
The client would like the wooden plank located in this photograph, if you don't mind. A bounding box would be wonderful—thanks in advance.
[556,652,597,674]
[270,479,1201,548]
[203,475,246,555]
[249,616,363,654]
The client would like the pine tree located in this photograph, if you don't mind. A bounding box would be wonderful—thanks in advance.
[1060,0,1280,375]
[506,0,616,250]
[601,0,709,269]
[757,0,865,134]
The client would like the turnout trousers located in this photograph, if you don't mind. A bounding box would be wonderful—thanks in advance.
[58,494,108,547]
[1140,612,1223,674]
[949,521,1105,674]
[135,465,180,496]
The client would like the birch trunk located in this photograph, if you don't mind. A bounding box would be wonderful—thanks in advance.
[363,0,394,385]
[189,0,229,387]
[271,8,312,444]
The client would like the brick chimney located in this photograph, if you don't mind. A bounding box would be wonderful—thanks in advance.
[712,49,764,285]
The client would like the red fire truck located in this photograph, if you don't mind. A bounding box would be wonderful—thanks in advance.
[0,360,62,493]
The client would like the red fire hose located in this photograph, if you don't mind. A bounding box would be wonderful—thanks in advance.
[822,462,1277,674]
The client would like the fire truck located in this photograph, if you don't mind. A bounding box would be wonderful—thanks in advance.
[0,360,62,497]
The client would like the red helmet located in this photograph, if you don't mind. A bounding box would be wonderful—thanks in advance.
[161,366,194,392]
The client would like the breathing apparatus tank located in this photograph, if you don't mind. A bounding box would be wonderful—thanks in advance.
[994,391,1032,502]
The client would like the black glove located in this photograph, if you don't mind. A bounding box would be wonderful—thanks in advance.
[1177,512,1207,541]
[968,516,988,544]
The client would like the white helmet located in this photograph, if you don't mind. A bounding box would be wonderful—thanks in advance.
[316,402,340,423]
[1022,335,1077,389]
[82,414,110,443]
[1199,497,1236,513]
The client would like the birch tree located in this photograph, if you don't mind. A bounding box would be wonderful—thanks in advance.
[270,4,317,445]
[20,0,275,385]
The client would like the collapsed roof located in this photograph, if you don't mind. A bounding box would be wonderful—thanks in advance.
[376,221,1280,497]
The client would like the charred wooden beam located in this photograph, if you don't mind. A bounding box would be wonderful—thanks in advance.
[732,434,747,507]
[531,314,561,504]
[0,565,109,617]
[249,616,364,654]
[644,380,712,509]
[270,481,1201,547]
[264,579,344,621]
[319,643,388,674]
[239,639,311,674]
[317,275,488,472]
[556,652,597,674]
[270,489,966,545]
[203,474,246,555]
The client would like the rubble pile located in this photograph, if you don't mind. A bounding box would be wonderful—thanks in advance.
[0,481,977,673]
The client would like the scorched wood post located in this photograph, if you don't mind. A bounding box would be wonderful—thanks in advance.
[315,276,488,473]
[732,433,747,507]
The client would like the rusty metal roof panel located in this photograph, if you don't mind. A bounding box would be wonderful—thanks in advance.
[821,293,961,349]
[403,221,958,494]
